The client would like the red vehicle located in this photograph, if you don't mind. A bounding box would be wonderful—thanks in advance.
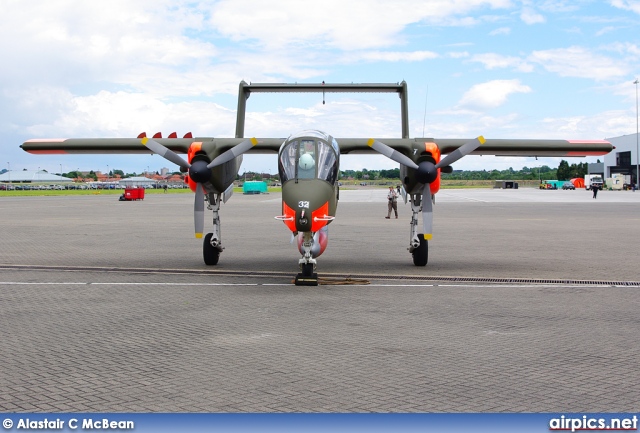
[120,187,144,201]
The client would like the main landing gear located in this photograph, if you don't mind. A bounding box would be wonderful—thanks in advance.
[203,193,224,266]
[409,193,428,266]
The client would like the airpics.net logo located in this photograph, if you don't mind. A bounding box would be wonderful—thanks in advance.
[549,415,638,432]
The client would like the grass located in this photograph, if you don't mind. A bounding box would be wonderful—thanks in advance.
[0,186,283,197]
[0,180,540,197]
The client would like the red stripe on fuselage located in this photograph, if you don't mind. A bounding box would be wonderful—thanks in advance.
[311,201,329,233]
[566,151,610,156]
[25,150,68,154]
[282,201,297,232]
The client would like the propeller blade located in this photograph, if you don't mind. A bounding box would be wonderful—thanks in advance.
[368,139,419,170]
[436,136,485,169]
[207,137,258,169]
[422,184,433,240]
[141,137,191,170]
[194,185,205,239]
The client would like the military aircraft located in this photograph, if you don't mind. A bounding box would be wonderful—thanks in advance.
[21,81,613,285]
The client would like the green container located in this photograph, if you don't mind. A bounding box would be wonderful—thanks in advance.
[243,181,267,194]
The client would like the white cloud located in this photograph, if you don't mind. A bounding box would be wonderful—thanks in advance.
[528,46,629,81]
[208,0,513,50]
[520,7,545,24]
[489,27,511,35]
[596,26,617,36]
[0,0,217,91]
[458,80,532,109]
[470,53,534,72]
[541,110,634,138]
[447,51,471,58]
[605,41,640,57]
[610,0,640,14]
[2,0,632,175]
[348,51,439,63]
[537,0,581,13]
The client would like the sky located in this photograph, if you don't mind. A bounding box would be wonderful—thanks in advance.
[1,0,639,176]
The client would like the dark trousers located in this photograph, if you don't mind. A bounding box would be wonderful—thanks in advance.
[387,200,398,217]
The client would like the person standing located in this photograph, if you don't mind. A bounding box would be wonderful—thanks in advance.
[592,184,599,199]
[386,186,398,219]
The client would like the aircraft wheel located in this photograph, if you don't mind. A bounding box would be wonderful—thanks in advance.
[203,233,220,265]
[301,263,314,277]
[412,234,428,266]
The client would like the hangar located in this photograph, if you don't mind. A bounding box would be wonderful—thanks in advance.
[604,133,640,187]
[0,170,71,184]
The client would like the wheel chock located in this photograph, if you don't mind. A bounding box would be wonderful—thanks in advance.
[295,273,318,286]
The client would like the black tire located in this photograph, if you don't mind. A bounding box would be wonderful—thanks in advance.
[412,234,428,266]
[203,233,220,265]
[301,263,314,277]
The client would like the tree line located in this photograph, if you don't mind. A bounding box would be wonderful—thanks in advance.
[338,160,590,181]
[50,159,591,182]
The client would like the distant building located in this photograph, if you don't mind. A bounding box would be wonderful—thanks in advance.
[0,170,72,183]
[604,133,640,185]
[119,176,157,188]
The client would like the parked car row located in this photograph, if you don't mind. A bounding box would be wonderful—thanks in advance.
[0,182,190,190]
[540,181,576,190]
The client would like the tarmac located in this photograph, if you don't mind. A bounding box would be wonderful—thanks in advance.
[1,187,639,412]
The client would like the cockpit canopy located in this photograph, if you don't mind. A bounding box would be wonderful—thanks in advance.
[278,130,339,184]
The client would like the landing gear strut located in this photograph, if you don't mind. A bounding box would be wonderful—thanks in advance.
[295,232,318,286]
[409,193,428,266]
[203,193,224,265]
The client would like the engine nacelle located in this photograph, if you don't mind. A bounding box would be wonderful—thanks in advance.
[185,142,203,192]
[297,226,329,258]
[425,142,441,196]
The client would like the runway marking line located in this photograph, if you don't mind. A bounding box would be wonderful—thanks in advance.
[1,282,638,288]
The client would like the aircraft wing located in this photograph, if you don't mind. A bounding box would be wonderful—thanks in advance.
[21,137,285,155]
[336,137,613,157]
[22,136,613,158]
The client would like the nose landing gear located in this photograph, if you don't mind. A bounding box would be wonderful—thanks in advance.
[295,262,318,286]
[295,232,318,286]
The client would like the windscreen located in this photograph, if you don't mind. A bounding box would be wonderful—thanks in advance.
[317,140,337,184]
[278,141,298,182]
[278,137,338,184]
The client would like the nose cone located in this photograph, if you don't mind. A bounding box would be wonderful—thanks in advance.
[281,179,336,232]
[189,160,210,184]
